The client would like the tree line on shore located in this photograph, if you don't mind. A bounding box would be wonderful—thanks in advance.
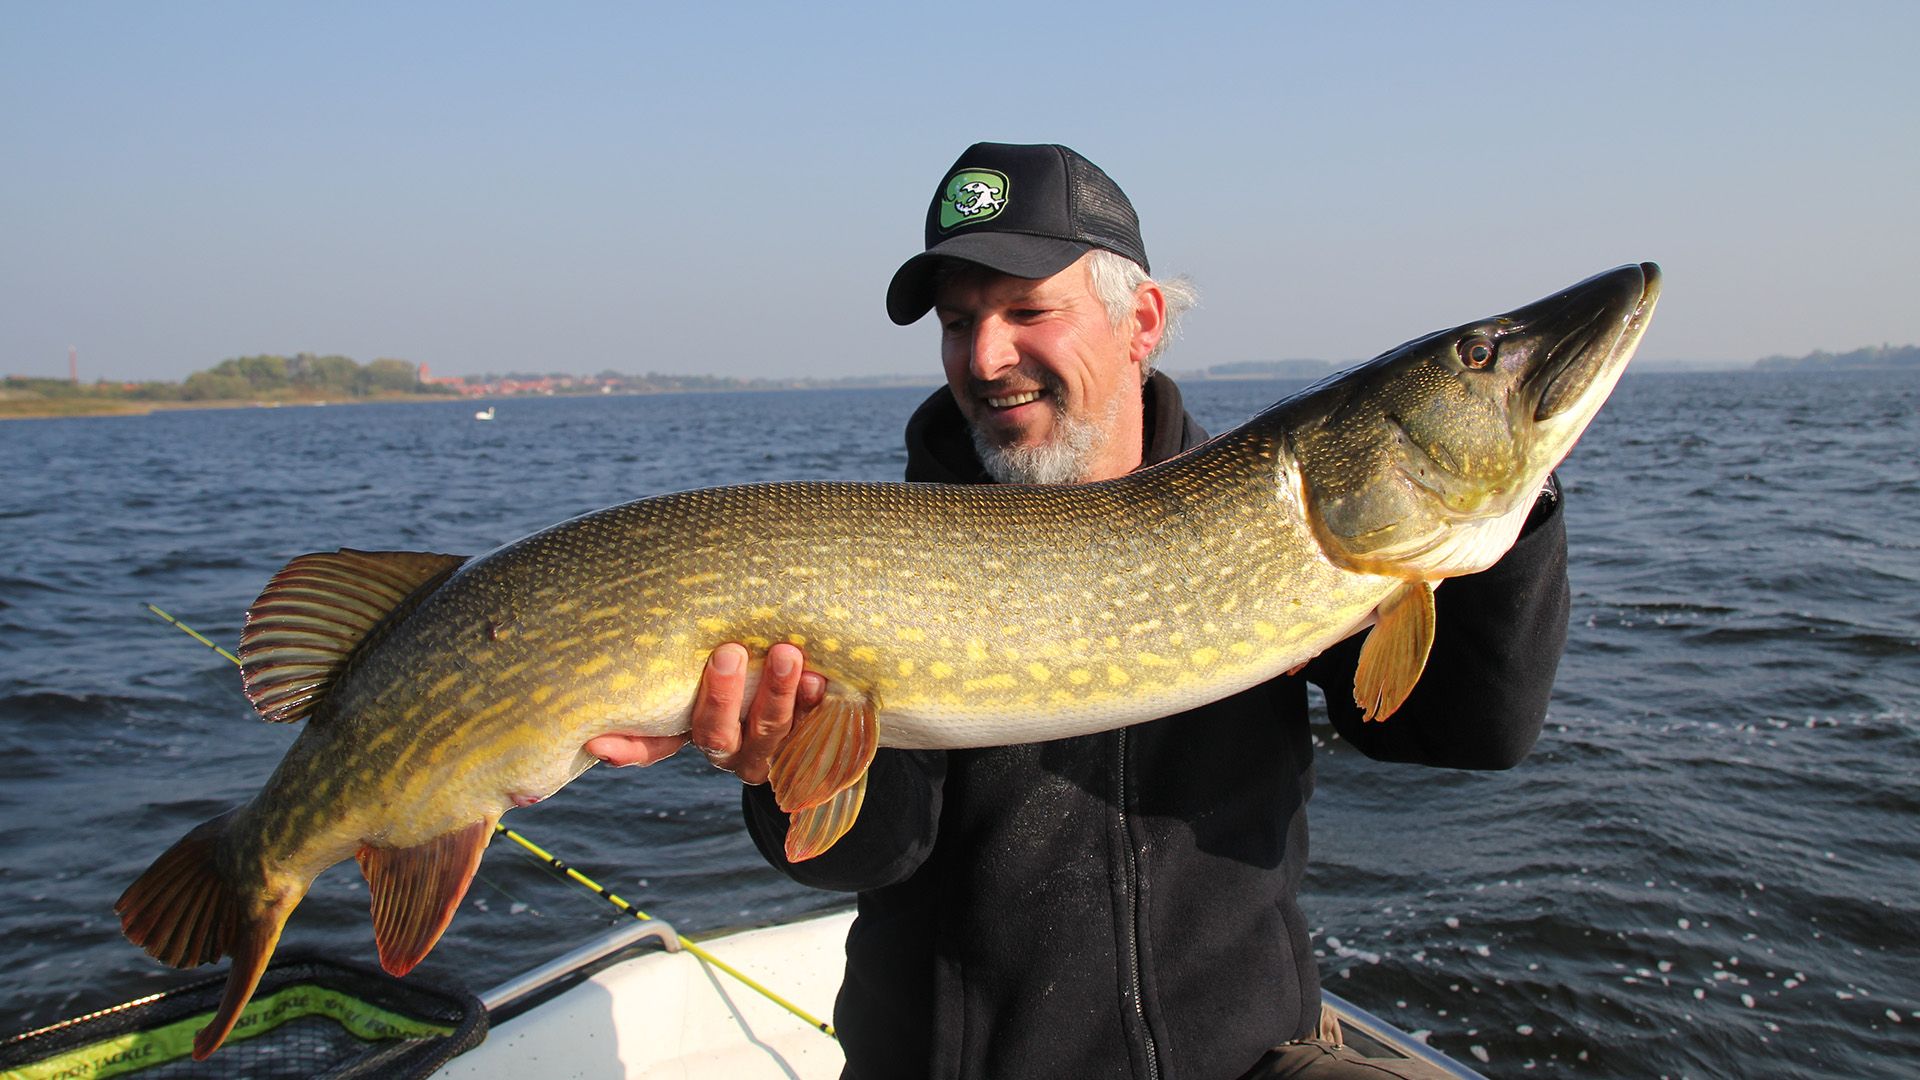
[3,353,455,404]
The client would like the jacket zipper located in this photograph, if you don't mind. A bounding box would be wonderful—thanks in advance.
[1117,727,1160,1079]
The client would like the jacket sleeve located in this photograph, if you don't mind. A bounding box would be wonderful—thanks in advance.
[741,748,948,891]
[1305,484,1571,770]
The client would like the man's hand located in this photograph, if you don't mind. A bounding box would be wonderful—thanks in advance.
[584,642,821,785]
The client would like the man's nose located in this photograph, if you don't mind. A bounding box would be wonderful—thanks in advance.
[968,318,1019,381]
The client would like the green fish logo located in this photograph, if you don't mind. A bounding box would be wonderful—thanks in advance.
[938,169,1009,231]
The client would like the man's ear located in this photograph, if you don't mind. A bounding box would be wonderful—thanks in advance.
[1128,281,1167,365]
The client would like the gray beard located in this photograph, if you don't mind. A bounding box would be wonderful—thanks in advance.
[970,391,1124,485]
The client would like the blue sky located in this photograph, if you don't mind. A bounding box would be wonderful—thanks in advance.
[4,2,1916,382]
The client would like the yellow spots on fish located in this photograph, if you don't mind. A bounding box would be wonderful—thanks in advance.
[631,632,662,648]
[583,605,625,622]
[647,606,672,617]
[964,673,1018,693]
[428,672,462,698]
[609,671,639,692]
[470,648,496,665]
[697,617,728,634]
[1255,621,1278,641]
[825,605,852,621]
[1190,647,1220,668]
[819,638,841,653]
[647,657,677,674]
[742,634,772,650]
[1168,632,1186,648]
[1136,652,1170,668]
[591,627,625,644]
[897,658,916,677]
[551,599,578,615]
[1104,635,1121,650]
[867,612,888,628]
[1107,665,1131,686]
[1230,641,1254,657]
[458,683,484,705]
[574,654,612,678]
[1069,668,1093,686]
[850,645,878,663]
[530,685,556,705]
[750,605,779,621]
[782,565,818,579]
[1027,663,1051,682]
[677,571,723,587]
[928,661,954,679]
[966,639,990,663]
[1049,689,1078,705]
[785,632,808,648]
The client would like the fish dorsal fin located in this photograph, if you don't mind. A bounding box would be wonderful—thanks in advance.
[357,818,494,977]
[240,549,468,723]
[768,688,878,861]
[1353,580,1437,722]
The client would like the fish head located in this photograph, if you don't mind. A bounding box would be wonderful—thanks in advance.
[1294,262,1661,578]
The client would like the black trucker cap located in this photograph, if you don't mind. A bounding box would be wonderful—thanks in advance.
[885,142,1149,325]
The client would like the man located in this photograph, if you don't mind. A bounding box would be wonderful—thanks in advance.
[588,143,1568,1079]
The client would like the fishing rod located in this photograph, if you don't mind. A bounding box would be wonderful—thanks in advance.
[142,602,838,1039]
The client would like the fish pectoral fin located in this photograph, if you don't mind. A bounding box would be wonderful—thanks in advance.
[240,549,469,723]
[768,689,878,816]
[357,817,494,978]
[1352,580,1437,722]
[785,770,869,863]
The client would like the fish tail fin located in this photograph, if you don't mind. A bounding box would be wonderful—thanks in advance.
[114,807,304,1059]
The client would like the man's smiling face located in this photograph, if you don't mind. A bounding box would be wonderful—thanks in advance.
[933,255,1149,484]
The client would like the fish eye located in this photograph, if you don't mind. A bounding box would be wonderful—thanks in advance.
[1457,335,1496,369]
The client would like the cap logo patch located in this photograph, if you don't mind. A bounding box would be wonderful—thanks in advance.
[938,169,1009,232]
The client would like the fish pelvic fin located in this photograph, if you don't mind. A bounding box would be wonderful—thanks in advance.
[114,807,304,1060]
[1353,580,1437,722]
[240,549,468,723]
[357,817,495,977]
[769,689,878,862]
[786,770,869,863]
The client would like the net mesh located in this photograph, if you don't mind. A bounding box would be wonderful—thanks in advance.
[0,952,485,1080]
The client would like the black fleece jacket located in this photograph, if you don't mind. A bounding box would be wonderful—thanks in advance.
[743,372,1570,1080]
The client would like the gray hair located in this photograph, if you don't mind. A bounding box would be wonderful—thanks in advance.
[1086,249,1198,376]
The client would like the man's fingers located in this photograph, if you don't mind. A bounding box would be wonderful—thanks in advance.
[689,643,750,760]
[731,642,808,785]
[585,733,689,768]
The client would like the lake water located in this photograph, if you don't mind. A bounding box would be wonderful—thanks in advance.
[1,372,1915,1078]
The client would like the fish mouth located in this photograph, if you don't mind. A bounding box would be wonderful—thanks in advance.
[1529,262,1662,422]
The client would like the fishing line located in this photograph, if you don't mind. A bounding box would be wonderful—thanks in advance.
[142,601,838,1039]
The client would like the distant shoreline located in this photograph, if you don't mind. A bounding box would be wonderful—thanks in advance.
[0,383,948,422]
[8,360,1911,421]
[0,394,434,422]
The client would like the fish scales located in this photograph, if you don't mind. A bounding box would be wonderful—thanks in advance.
[116,263,1661,1059]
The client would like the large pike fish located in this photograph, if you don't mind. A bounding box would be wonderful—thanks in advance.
[118,263,1660,1057]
